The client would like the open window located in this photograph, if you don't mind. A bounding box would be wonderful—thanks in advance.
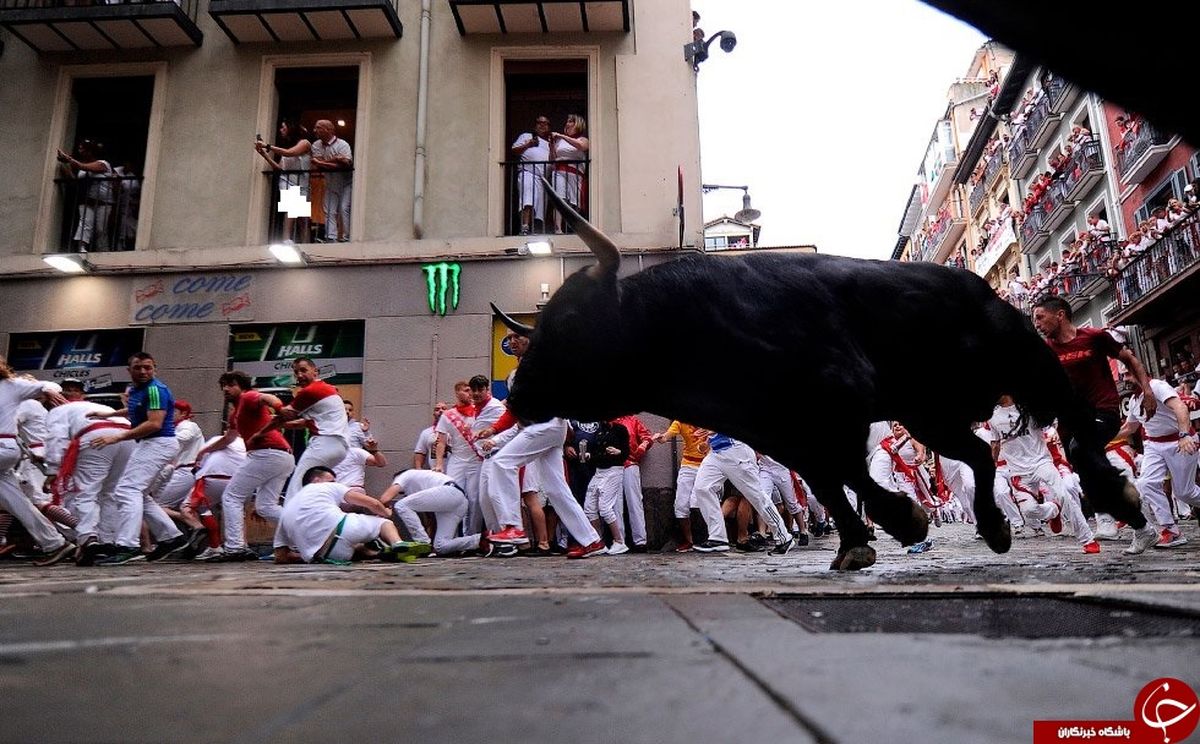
[53,75,154,253]
[502,58,587,237]
[261,65,359,244]
[1134,169,1187,225]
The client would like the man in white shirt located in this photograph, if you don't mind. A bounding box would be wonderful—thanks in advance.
[1116,371,1199,548]
[333,437,387,489]
[150,400,205,515]
[273,466,427,564]
[272,357,349,502]
[511,115,552,235]
[381,468,483,556]
[310,119,353,242]
[434,381,486,532]
[412,401,447,469]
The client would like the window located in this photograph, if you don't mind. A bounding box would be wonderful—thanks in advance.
[502,58,588,236]
[704,236,728,250]
[262,65,360,244]
[1134,169,1187,225]
[1191,151,1200,180]
[53,76,154,253]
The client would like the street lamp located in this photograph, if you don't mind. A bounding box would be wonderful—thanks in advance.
[702,184,761,223]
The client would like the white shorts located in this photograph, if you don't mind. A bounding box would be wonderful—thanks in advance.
[325,513,387,562]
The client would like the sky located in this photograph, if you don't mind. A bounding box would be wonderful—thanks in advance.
[691,1,987,259]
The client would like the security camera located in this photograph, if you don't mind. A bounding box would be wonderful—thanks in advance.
[719,31,737,53]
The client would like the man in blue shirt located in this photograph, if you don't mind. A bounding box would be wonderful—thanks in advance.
[88,352,187,565]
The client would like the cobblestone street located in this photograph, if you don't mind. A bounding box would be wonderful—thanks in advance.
[3,523,1198,743]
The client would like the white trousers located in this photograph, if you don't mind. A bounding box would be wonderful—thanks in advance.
[941,457,976,523]
[1009,459,1094,545]
[447,458,484,534]
[64,432,133,545]
[673,463,699,519]
[1137,438,1200,529]
[621,464,647,546]
[584,467,625,525]
[153,467,195,509]
[485,419,599,546]
[285,435,348,502]
[112,437,181,548]
[323,182,351,239]
[223,448,295,550]
[18,452,49,507]
[759,460,801,516]
[692,443,788,544]
[394,484,480,555]
[0,442,66,551]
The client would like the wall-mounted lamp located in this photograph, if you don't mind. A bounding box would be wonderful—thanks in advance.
[269,243,308,265]
[43,253,91,274]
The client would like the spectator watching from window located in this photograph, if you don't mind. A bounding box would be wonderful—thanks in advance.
[56,139,115,252]
[310,119,353,243]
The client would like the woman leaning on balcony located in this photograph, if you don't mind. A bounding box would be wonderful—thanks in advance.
[549,114,589,233]
[255,119,312,244]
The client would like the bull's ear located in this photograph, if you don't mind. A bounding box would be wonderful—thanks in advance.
[539,175,619,278]
[490,302,537,336]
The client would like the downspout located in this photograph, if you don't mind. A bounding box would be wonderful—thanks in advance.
[412,0,432,239]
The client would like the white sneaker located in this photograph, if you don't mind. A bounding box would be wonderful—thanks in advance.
[194,547,224,562]
[1094,514,1119,540]
[607,541,629,556]
[1124,524,1158,555]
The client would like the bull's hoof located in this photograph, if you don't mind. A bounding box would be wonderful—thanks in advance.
[977,517,1012,554]
[864,493,929,546]
[829,545,877,571]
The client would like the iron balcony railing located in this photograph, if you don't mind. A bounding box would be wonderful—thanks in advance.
[52,173,142,252]
[1114,211,1200,309]
[923,196,965,259]
[982,146,1005,187]
[1116,121,1172,179]
[263,168,353,244]
[1006,125,1031,167]
[1039,177,1072,223]
[502,158,589,237]
[1044,75,1068,108]
[1019,204,1047,248]
[1062,137,1104,198]
[969,178,987,215]
[1,0,200,22]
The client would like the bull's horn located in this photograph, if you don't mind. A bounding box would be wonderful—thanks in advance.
[490,302,536,336]
[539,175,619,277]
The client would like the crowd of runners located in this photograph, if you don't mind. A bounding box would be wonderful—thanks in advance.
[1,296,1196,567]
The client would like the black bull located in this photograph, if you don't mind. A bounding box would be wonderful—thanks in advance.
[495,183,1148,570]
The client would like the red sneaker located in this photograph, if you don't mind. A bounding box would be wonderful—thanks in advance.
[1156,529,1189,548]
[489,526,529,545]
[566,540,607,559]
[1047,506,1063,535]
[1082,540,1101,554]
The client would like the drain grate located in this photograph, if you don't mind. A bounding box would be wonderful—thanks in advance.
[762,594,1200,639]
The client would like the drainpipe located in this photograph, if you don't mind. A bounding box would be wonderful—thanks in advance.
[412,0,432,239]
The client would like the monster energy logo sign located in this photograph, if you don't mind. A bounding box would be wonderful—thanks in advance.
[422,262,461,316]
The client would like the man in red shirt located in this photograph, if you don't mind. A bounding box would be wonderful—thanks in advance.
[614,414,653,551]
[1032,296,1158,553]
[194,370,295,562]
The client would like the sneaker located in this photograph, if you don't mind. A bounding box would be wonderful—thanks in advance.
[1125,524,1159,555]
[337,236,350,243]
[793,533,810,547]
[607,541,630,556]
[1082,540,1101,554]
[770,536,795,556]
[146,534,189,562]
[906,539,933,555]
[491,543,519,558]
[182,527,209,558]
[629,543,648,553]
[693,539,730,553]
[1155,529,1189,549]
[193,546,224,562]
[95,548,146,566]
[33,542,77,567]
[1094,514,1119,540]
[566,540,607,559]
[548,542,568,555]
[1047,506,1064,535]
[735,538,766,553]
[519,226,530,236]
[490,526,530,545]
[380,541,433,562]
[674,542,694,553]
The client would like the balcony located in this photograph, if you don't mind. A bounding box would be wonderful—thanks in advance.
[1007,125,1037,179]
[1062,137,1105,201]
[502,158,589,236]
[52,173,142,252]
[969,178,987,216]
[983,146,1005,188]
[974,216,1018,278]
[1039,178,1074,232]
[1026,95,1061,151]
[1111,212,1200,325]
[263,168,354,244]
[921,196,966,265]
[0,0,201,52]
[1019,204,1048,254]
[1116,121,1173,184]
[449,0,629,34]
[1045,75,1080,115]
[209,0,400,43]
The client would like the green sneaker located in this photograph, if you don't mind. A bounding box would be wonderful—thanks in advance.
[380,541,432,562]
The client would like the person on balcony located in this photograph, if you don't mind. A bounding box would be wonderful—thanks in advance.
[1166,198,1187,226]
[255,119,312,244]
[511,115,551,236]
[57,139,114,252]
[310,119,353,243]
[1086,213,1111,240]
[549,114,589,233]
